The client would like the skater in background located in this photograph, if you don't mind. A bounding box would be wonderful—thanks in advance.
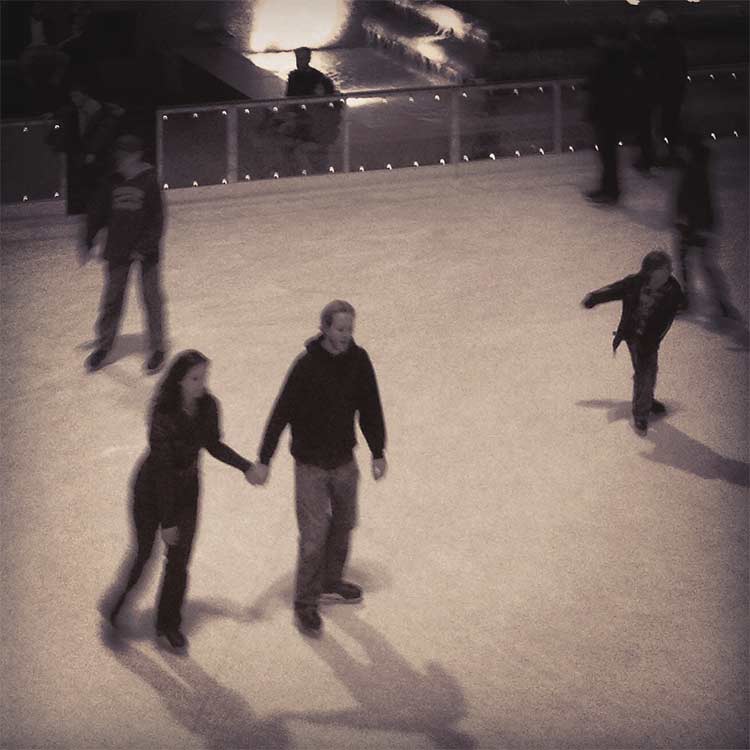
[83,134,167,375]
[248,300,387,636]
[584,30,630,205]
[674,132,742,321]
[631,8,687,174]
[107,350,255,651]
[582,250,683,435]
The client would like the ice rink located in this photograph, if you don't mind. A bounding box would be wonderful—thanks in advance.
[1,140,748,749]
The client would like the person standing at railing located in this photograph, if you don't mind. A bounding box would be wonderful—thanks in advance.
[82,134,167,375]
[280,47,342,175]
[46,81,124,215]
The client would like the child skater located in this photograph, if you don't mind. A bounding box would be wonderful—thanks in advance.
[248,300,387,636]
[674,132,742,321]
[108,350,255,651]
[582,250,684,435]
[83,134,167,375]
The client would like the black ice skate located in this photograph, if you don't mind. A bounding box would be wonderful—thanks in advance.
[320,581,363,604]
[295,606,322,636]
[85,349,109,372]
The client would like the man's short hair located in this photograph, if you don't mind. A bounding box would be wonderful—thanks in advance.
[320,300,355,329]
[294,46,311,58]
[641,250,672,274]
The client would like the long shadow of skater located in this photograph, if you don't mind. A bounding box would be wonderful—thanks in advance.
[101,638,291,749]
[578,399,749,487]
[283,608,478,749]
[676,312,750,352]
[79,332,149,363]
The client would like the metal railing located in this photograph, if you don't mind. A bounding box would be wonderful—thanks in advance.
[1,65,746,204]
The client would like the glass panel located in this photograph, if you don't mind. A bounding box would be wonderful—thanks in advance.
[346,90,452,171]
[238,100,343,180]
[1,122,62,203]
[459,84,555,161]
[160,110,228,188]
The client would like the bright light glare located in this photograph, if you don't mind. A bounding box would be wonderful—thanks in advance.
[249,0,351,52]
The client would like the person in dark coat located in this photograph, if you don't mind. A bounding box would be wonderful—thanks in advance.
[107,350,255,651]
[248,300,387,636]
[674,133,742,320]
[585,33,629,205]
[631,9,687,172]
[281,47,341,174]
[582,250,684,435]
[48,81,124,214]
[83,134,167,375]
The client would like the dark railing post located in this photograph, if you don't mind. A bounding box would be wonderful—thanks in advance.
[226,106,238,183]
[341,98,351,174]
[553,83,562,154]
[156,111,164,186]
[450,89,461,164]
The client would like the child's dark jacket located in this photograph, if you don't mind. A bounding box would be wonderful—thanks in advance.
[86,165,163,264]
[259,336,386,469]
[139,394,251,528]
[586,273,683,352]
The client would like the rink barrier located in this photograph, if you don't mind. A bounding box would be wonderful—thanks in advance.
[0,65,746,204]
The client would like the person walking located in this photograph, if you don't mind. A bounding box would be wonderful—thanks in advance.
[249,300,387,636]
[107,350,255,651]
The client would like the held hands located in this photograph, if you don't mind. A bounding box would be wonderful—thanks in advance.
[372,457,387,481]
[161,526,179,546]
[246,463,269,486]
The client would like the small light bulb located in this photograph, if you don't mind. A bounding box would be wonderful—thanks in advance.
[53,191,60,198]
[192,113,198,119]
[409,96,415,103]
[539,148,545,155]
[413,161,419,167]
[244,108,250,114]
[221,110,227,116]
[162,115,168,121]
[244,174,251,180]
[731,73,737,80]
[709,74,715,80]
[434,94,441,101]
[301,169,307,176]
[513,88,519,95]
[300,104,307,111]
[221,178,227,184]
[571,85,576,91]
[514,150,521,158]
[273,171,279,179]
[272,106,278,112]
[22,126,28,133]
[489,153,496,160]
[462,155,469,161]
[686,75,692,82]
[163,183,169,189]
[618,141,623,147]
[733,130,739,138]
[386,163,392,170]
[328,166,335,173]
[664,137,669,144]
[538,86,544,92]
[439,158,446,165]
[54,124,60,130]
[23,195,29,201]
[594,144,599,151]
[568,145,575,152]
[358,165,365,172]
[462,92,468,98]
[328,102,335,108]
[192,180,198,186]
[710,132,717,140]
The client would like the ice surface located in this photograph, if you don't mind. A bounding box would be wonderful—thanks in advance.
[1,142,748,749]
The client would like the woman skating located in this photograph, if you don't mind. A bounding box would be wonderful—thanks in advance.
[108,350,253,650]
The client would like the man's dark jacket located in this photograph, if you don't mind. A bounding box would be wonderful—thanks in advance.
[585,273,684,351]
[259,336,386,469]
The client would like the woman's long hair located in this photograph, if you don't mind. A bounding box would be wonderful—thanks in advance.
[151,349,210,418]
